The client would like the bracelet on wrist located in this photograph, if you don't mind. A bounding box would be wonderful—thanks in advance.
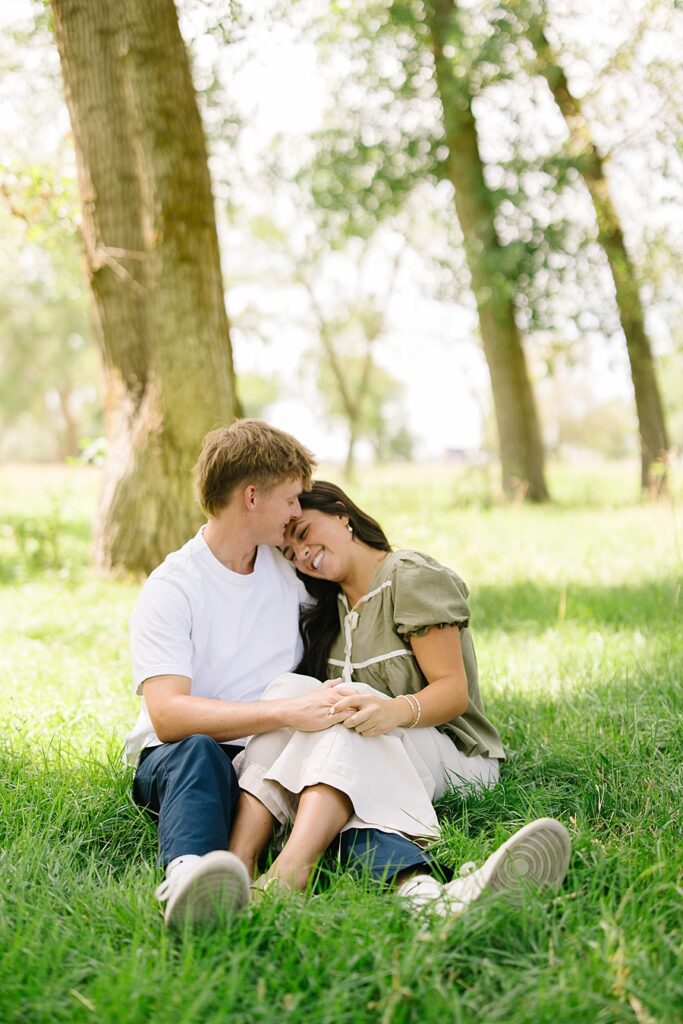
[398,693,421,728]
[407,694,421,728]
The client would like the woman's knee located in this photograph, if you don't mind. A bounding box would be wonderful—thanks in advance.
[261,672,320,701]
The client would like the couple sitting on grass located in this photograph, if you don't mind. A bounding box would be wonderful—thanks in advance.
[125,419,571,930]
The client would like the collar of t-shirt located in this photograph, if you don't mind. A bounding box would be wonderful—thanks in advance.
[195,526,269,584]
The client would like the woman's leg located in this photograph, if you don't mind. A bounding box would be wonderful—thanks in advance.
[228,792,277,879]
[261,783,353,891]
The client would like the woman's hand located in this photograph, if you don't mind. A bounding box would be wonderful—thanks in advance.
[283,687,355,732]
[329,691,414,736]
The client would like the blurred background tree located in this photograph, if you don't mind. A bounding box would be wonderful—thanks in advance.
[0,163,100,461]
[1,0,681,562]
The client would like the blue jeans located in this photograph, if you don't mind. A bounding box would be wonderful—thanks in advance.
[133,734,243,867]
[133,734,431,879]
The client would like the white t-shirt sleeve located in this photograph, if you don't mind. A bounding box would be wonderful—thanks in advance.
[129,578,194,694]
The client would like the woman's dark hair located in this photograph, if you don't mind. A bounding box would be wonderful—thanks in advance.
[296,480,391,681]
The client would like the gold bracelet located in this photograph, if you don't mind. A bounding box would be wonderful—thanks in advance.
[407,694,421,729]
[398,693,418,727]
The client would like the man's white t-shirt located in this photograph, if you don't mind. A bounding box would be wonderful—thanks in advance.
[124,528,307,764]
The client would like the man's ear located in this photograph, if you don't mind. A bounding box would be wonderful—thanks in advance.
[243,484,258,510]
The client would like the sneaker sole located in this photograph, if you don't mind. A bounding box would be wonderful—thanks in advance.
[165,851,250,930]
[482,818,571,905]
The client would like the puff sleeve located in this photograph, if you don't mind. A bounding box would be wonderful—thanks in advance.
[392,558,471,639]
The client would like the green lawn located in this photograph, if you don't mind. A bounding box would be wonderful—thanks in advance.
[1,461,682,1024]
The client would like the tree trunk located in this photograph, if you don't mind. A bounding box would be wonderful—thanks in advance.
[50,0,240,573]
[55,386,80,461]
[427,0,549,502]
[526,12,670,496]
[343,429,358,481]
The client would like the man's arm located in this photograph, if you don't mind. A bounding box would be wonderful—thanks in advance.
[143,675,352,743]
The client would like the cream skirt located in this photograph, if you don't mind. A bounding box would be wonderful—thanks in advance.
[234,673,500,845]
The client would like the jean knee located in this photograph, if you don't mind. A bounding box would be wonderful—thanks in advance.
[178,733,224,759]
[172,734,238,787]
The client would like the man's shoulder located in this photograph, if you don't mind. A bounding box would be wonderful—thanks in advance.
[261,544,298,579]
[260,545,308,593]
[133,533,206,616]
[146,532,204,584]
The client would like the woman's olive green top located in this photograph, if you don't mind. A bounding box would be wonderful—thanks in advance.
[326,549,505,760]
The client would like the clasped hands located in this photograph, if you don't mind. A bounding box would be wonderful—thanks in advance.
[320,679,411,737]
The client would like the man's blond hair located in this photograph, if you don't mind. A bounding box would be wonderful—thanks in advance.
[195,419,316,516]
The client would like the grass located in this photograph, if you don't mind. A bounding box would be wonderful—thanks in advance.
[1,460,682,1024]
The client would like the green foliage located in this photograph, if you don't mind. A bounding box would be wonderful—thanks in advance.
[1,463,682,1023]
[555,398,638,460]
[236,372,280,418]
[0,164,101,461]
[316,351,412,461]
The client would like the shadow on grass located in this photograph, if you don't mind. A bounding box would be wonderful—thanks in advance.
[473,577,681,633]
[2,676,681,1024]
[3,668,680,890]
[429,668,681,883]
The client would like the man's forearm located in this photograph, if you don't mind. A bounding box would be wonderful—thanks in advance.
[151,693,295,743]
[149,685,352,744]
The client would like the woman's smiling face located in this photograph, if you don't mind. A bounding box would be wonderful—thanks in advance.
[281,509,353,581]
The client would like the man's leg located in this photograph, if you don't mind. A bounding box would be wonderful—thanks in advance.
[332,827,437,884]
[133,734,249,927]
[134,734,242,863]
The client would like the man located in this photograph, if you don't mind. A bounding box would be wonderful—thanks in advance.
[126,419,431,929]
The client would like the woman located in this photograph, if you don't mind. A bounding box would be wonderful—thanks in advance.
[229,482,570,914]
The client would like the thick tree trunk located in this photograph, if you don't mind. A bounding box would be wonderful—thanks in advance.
[50,0,240,573]
[428,0,549,502]
[527,14,670,496]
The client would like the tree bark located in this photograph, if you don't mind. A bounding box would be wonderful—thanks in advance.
[526,12,670,496]
[427,0,549,502]
[50,0,240,572]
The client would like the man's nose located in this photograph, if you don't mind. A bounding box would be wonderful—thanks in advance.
[289,500,301,519]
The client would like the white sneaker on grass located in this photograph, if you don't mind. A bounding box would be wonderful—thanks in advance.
[395,873,445,911]
[398,818,571,918]
[155,851,250,929]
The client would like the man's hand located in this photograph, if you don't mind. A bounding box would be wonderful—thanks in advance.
[283,685,357,732]
[328,691,414,736]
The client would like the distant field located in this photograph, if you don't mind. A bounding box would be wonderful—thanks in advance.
[1,460,681,1024]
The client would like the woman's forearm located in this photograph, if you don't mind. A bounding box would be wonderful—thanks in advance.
[405,675,467,728]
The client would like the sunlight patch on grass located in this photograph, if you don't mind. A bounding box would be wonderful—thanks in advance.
[1,462,681,1024]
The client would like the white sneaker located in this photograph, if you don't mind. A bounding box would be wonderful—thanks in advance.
[400,818,571,918]
[396,873,445,911]
[155,851,250,929]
